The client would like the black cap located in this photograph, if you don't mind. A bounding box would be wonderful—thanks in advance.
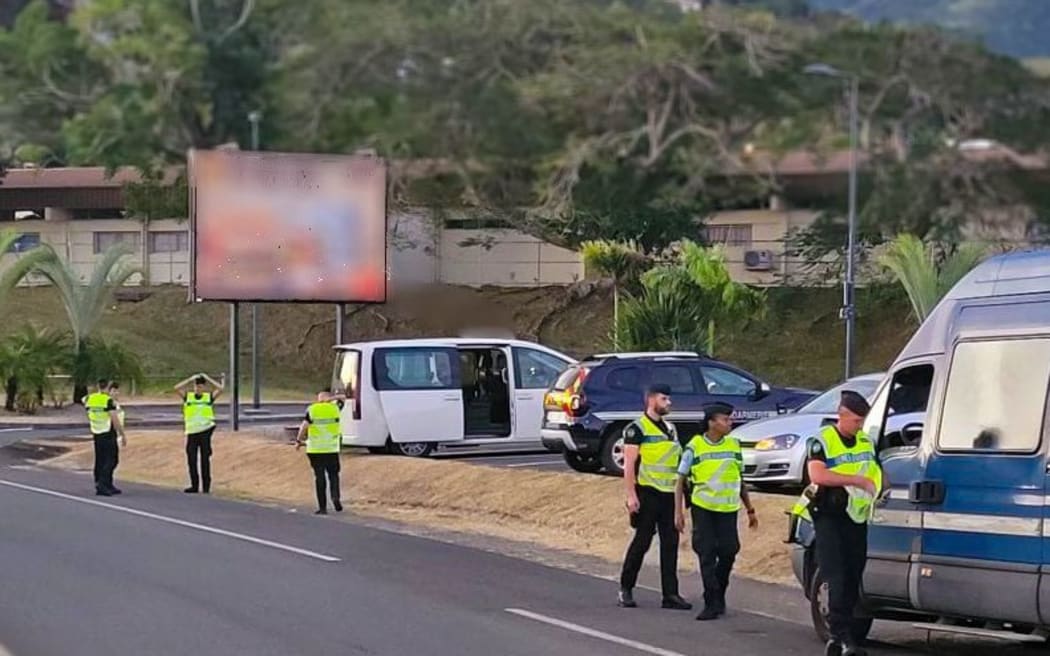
[703,402,734,420]
[647,383,672,396]
[840,390,871,417]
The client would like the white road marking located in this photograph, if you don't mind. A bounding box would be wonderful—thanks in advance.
[0,427,32,433]
[505,608,688,656]
[0,480,341,563]
[504,460,564,468]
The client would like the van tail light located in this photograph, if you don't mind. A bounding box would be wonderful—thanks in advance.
[351,356,362,420]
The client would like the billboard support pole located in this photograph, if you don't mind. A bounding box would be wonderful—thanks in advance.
[335,303,346,346]
[229,302,240,431]
[251,305,260,408]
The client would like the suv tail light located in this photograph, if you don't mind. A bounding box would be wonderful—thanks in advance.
[566,368,589,417]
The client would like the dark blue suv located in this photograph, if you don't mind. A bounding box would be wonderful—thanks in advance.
[540,352,816,475]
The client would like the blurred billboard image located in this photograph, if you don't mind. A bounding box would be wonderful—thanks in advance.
[189,149,387,303]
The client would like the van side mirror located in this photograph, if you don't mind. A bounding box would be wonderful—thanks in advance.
[901,422,924,446]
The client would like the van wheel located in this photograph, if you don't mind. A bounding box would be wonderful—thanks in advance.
[600,426,627,476]
[387,440,435,458]
[808,565,873,644]
[563,451,602,473]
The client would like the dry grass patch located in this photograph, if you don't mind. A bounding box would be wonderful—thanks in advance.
[46,430,796,585]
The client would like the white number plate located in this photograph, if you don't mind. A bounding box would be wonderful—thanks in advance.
[546,411,568,425]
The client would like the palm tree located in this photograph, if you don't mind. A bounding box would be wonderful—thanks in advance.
[580,240,652,350]
[877,234,986,323]
[0,325,70,413]
[638,241,765,355]
[0,242,141,400]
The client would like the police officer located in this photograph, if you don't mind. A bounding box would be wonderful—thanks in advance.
[84,379,126,496]
[295,391,344,515]
[675,402,758,620]
[174,373,224,494]
[617,383,692,611]
[805,391,881,656]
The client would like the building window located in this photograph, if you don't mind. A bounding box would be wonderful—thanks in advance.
[5,233,41,253]
[93,231,140,254]
[702,224,753,247]
[148,231,189,254]
[72,208,126,220]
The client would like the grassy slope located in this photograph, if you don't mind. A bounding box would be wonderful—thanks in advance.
[0,282,914,396]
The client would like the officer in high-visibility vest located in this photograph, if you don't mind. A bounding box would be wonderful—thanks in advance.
[674,402,758,621]
[174,373,224,494]
[617,383,692,611]
[84,379,127,496]
[804,391,882,656]
[295,391,344,515]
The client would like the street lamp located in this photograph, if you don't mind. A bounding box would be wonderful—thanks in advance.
[804,63,859,380]
[247,110,263,409]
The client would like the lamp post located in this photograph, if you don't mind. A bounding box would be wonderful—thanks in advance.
[248,110,262,409]
[804,63,859,380]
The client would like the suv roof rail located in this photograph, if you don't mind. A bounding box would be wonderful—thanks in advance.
[585,351,704,361]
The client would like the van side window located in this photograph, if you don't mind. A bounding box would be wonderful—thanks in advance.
[373,348,458,391]
[938,339,1050,452]
[513,348,568,389]
[863,364,934,453]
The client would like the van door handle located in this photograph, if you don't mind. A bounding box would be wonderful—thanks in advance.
[442,395,459,402]
[908,480,945,504]
[516,394,535,401]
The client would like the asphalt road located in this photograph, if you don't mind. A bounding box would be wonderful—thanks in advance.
[1,449,1042,656]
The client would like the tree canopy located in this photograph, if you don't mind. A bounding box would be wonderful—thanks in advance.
[2,0,1048,251]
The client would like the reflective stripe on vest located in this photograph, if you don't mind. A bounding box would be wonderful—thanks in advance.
[816,425,883,524]
[687,434,743,512]
[85,392,113,434]
[635,415,681,493]
[184,393,216,435]
[306,402,342,454]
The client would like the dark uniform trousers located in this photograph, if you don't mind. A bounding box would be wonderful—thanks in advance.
[620,485,680,596]
[308,453,341,511]
[186,427,215,493]
[691,506,740,609]
[814,512,868,642]
[93,431,119,492]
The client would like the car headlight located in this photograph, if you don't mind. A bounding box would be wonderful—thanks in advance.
[753,434,800,451]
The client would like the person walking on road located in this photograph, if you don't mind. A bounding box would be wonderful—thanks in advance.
[84,379,127,496]
[674,402,758,621]
[617,383,692,611]
[295,391,345,515]
[174,374,223,494]
[805,391,882,656]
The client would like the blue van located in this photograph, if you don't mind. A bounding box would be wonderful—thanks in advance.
[789,250,1050,646]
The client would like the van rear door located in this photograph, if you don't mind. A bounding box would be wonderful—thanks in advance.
[373,346,465,444]
[916,335,1050,625]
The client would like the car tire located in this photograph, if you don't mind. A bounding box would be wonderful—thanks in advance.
[563,450,602,473]
[600,425,627,476]
[808,565,874,644]
[386,439,436,458]
[366,446,387,455]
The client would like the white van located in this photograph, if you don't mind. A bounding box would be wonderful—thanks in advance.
[331,338,576,457]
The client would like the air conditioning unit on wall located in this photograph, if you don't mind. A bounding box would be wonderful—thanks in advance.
[744,250,774,271]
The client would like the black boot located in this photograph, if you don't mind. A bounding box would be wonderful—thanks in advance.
[695,606,720,621]
[824,640,843,656]
[661,595,692,610]
[617,589,637,608]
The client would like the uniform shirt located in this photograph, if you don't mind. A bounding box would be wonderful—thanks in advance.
[622,416,674,445]
[84,396,117,436]
[304,399,345,423]
[676,434,741,476]
[808,427,877,515]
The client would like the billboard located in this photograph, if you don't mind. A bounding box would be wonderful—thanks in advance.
[189,149,387,303]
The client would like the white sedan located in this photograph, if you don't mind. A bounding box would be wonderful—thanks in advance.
[737,373,885,489]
